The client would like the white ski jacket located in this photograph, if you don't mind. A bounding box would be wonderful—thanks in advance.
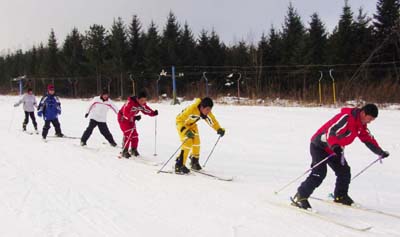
[86,96,119,123]
[14,94,37,112]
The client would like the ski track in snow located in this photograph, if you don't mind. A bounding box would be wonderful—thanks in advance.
[1,95,399,237]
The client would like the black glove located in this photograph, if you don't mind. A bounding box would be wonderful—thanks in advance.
[217,128,225,137]
[153,110,158,116]
[135,115,141,121]
[85,113,88,118]
[380,150,390,159]
[332,145,343,157]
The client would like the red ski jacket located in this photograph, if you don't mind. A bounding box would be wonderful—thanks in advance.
[118,96,156,123]
[311,107,383,155]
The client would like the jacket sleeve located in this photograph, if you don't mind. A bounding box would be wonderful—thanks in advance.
[37,96,46,112]
[121,101,133,120]
[14,95,24,107]
[177,99,202,127]
[142,103,156,116]
[33,96,38,109]
[358,125,384,155]
[326,113,349,147]
[109,100,119,114]
[56,96,61,114]
[204,112,222,131]
[86,98,97,114]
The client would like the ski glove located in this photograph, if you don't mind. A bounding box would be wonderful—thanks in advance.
[135,115,141,121]
[153,110,158,116]
[331,145,343,157]
[85,113,89,118]
[37,111,43,117]
[185,130,195,139]
[217,128,225,137]
[380,150,390,159]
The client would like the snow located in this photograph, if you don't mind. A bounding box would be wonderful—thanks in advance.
[1,95,399,237]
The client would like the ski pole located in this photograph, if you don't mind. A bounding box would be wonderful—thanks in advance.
[351,156,383,182]
[274,153,335,195]
[157,138,189,173]
[202,135,222,168]
[121,127,135,152]
[154,117,157,156]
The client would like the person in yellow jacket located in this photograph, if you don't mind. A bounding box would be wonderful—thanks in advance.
[175,97,225,174]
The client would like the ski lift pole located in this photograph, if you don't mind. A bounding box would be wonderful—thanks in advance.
[329,69,336,104]
[202,72,209,96]
[318,71,323,105]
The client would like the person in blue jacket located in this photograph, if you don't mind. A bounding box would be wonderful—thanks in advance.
[37,84,64,140]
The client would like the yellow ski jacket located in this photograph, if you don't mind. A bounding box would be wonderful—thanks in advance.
[176,98,222,133]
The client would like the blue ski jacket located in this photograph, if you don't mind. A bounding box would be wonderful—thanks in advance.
[37,94,61,121]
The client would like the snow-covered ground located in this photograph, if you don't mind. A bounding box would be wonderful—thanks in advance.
[0,95,399,237]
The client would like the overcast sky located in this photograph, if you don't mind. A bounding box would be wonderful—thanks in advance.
[1,0,377,54]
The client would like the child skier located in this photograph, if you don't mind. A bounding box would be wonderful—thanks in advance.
[118,91,158,158]
[81,89,118,147]
[37,84,64,140]
[14,88,38,133]
[292,104,389,209]
[175,97,225,174]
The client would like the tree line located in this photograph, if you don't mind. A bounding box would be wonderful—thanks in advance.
[1,0,400,103]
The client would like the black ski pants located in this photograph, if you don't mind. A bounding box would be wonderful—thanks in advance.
[81,119,116,144]
[42,118,62,138]
[24,111,37,129]
[297,143,351,198]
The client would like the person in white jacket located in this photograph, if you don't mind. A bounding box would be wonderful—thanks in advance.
[14,88,38,132]
[81,89,119,146]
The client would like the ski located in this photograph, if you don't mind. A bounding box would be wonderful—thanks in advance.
[310,196,400,220]
[269,199,372,232]
[48,135,80,139]
[191,169,233,181]
[157,170,194,176]
[133,157,163,166]
[23,131,34,135]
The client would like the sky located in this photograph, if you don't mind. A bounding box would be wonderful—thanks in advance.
[1,0,377,54]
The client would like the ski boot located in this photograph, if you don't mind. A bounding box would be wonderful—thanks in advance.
[22,123,27,131]
[190,156,202,171]
[121,148,131,159]
[80,141,87,146]
[333,194,354,206]
[110,141,117,147]
[175,154,190,174]
[291,192,312,210]
[56,133,64,138]
[130,148,140,157]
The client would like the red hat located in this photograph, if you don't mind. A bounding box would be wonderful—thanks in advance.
[47,84,55,91]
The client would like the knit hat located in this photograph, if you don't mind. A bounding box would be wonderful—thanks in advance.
[47,84,55,91]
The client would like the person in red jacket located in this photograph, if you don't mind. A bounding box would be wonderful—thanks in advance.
[118,91,158,158]
[292,104,389,209]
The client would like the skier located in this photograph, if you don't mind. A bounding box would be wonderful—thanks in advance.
[81,89,119,147]
[118,91,158,158]
[292,104,389,209]
[174,97,225,174]
[14,88,38,133]
[37,84,64,140]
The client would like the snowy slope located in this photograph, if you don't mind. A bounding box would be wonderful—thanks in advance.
[0,95,399,237]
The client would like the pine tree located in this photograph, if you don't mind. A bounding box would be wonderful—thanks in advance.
[208,30,225,66]
[46,29,60,76]
[373,0,400,61]
[63,28,85,76]
[85,24,108,93]
[353,8,374,62]
[161,11,181,66]
[143,21,161,73]
[305,13,327,64]
[178,22,196,66]
[281,3,306,65]
[27,46,38,76]
[196,30,210,66]
[128,15,145,71]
